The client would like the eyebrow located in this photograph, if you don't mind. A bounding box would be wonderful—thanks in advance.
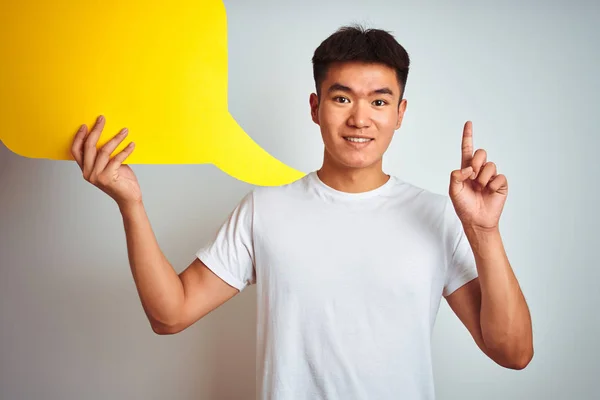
[327,83,394,96]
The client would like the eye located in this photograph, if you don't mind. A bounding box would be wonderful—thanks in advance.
[372,99,387,107]
[333,96,350,104]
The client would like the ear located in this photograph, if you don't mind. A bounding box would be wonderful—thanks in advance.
[309,93,320,125]
[395,98,408,130]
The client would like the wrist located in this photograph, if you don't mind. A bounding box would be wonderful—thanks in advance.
[118,198,145,216]
[463,224,504,260]
[463,223,500,237]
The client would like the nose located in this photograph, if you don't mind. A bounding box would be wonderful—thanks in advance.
[347,101,371,129]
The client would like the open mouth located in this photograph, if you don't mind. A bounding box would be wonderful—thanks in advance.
[343,137,373,143]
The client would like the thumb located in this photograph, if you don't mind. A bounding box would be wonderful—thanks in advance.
[449,166,473,193]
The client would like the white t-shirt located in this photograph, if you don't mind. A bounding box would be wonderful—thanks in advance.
[196,171,478,400]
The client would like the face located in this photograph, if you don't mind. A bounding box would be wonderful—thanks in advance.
[310,61,407,172]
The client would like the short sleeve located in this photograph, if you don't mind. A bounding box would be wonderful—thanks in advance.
[443,198,479,297]
[196,191,256,291]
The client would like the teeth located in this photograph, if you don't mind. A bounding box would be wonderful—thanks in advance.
[345,137,371,143]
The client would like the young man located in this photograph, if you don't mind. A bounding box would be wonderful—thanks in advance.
[72,25,533,399]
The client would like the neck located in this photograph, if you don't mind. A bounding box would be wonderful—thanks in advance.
[317,157,390,194]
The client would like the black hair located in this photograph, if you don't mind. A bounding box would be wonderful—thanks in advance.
[312,24,410,101]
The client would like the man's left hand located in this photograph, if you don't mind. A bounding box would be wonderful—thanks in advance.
[449,121,508,231]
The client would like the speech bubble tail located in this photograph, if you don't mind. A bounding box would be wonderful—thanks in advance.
[211,114,306,186]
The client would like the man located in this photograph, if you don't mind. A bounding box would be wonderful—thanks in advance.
[71,25,533,399]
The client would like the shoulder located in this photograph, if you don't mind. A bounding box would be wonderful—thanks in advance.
[385,176,462,235]
[250,172,314,204]
[388,176,449,212]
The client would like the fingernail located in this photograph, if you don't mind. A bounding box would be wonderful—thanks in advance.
[470,172,476,179]
[122,128,128,134]
[98,115,104,122]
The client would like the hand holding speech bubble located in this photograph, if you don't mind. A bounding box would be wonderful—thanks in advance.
[0,0,305,186]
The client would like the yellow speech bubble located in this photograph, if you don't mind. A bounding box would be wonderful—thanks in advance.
[0,0,305,186]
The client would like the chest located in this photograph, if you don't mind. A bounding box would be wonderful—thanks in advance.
[253,201,447,308]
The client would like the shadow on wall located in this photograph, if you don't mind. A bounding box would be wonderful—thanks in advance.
[204,287,258,399]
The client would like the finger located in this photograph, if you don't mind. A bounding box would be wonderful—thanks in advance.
[106,141,135,170]
[461,121,474,169]
[476,161,497,189]
[91,128,129,178]
[488,174,508,195]
[82,115,105,179]
[71,124,88,170]
[449,166,473,195]
[469,148,487,180]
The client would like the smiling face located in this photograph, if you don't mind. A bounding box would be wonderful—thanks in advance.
[310,61,407,173]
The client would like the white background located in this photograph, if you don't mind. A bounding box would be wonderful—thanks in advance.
[1,0,598,398]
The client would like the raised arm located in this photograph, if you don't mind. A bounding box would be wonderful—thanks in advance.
[446,121,533,369]
[72,115,238,334]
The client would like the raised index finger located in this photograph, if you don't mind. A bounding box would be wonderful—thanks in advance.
[461,120,474,169]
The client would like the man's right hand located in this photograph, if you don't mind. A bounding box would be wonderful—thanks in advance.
[70,115,240,334]
[71,115,141,209]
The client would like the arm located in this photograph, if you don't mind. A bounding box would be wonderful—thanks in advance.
[121,201,238,335]
[446,121,533,369]
[445,226,533,370]
[71,115,238,336]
